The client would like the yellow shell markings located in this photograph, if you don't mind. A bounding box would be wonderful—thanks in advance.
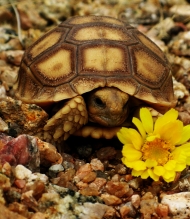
[135,32,166,61]
[73,26,132,42]
[29,31,62,61]
[131,47,166,87]
[82,45,126,72]
[67,16,124,26]
[36,49,72,80]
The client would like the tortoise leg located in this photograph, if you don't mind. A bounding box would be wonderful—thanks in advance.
[44,96,88,141]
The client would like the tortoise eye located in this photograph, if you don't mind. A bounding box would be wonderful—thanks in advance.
[94,97,105,108]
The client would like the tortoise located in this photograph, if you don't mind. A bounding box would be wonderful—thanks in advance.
[14,15,176,141]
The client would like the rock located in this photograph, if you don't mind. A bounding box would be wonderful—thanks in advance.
[75,163,92,181]
[21,190,39,212]
[120,202,136,218]
[48,164,64,178]
[131,194,141,209]
[157,203,169,217]
[140,192,159,219]
[0,203,27,219]
[0,97,48,137]
[101,193,122,206]
[82,171,97,183]
[0,135,40,171]
[30,212,47,219]
[0,173,11,191]
[80,187,99,196]
[14,165,32,180]
[96,147,117,161]
[57,169,76,189]
[0,50,24,66]
[36,138,62,167]
[14,179,26,189]
[105,181,130,198]
[115,163,127,175]
[90,158,104,171]
[161,192,190,218]
[128,177,143,189]
[89,178,107,191]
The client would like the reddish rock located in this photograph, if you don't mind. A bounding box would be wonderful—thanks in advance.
[140,192,159,218]
[90,158,104,171]
[36,138,62,167]
[14,179,26,189]
[1,50,24,66]
[0,203,27,219]
[156,203,169,217]
[8,202,29,218]
[120,205,130,218]
[57,169,76,187]
[82,171,97,183]
[31,212,47,219]
[25,181,45,200]
[21,190,38,212]
[76,181,88,190]
[104,207,117,218]
[0,135,40,171]
[105,181,130,198]
[80,187,99,196]
[89,177,107,191]
[75,163,92,180]
[101,193,122,206]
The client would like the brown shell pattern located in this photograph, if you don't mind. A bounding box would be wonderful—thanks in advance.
[14,15,176,108]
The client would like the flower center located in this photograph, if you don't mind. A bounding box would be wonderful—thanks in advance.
[141,138,174,165]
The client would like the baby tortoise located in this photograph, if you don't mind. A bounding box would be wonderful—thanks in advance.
[14,16,176,141]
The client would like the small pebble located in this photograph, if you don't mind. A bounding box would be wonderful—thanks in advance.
[48,164,64,178]
[14,165,32,180]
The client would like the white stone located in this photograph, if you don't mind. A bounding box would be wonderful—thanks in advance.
[161,192,190,218]
[14,164,32,180]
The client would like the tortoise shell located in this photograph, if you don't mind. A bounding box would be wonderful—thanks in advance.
[14,15,176,109]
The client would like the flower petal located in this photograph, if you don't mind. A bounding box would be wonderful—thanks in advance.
[174,163,186,172]
[148,169,159,181]
[131,169,144,177]
[177,124,190,145]
[145,159,157,168]
[128,128,143,150]
[141,170,149,179]
[162,170,175,182]
[117,127,132,145]
[121,157,133,168]
[132,160,146,171]
[164,160,176,171]
[122,144,142,162]
[172,147,187,163]
[154,108,178,134]
[132,117,146,139]
[186,157,190,165]
[158,120,183,145]
[153,166,165,176]
[140,108,153,133]
[180,143,190,157]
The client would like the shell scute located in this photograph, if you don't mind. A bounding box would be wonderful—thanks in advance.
[78,42,129,76]
[30,43,77,87]
[129,45,168,88]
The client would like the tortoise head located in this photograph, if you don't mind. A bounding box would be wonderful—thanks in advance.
[86,87,129,127]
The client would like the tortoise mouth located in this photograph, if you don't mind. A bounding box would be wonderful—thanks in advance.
[88,113,127,127]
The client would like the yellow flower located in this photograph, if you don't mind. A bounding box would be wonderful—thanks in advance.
[117,108,190,183]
